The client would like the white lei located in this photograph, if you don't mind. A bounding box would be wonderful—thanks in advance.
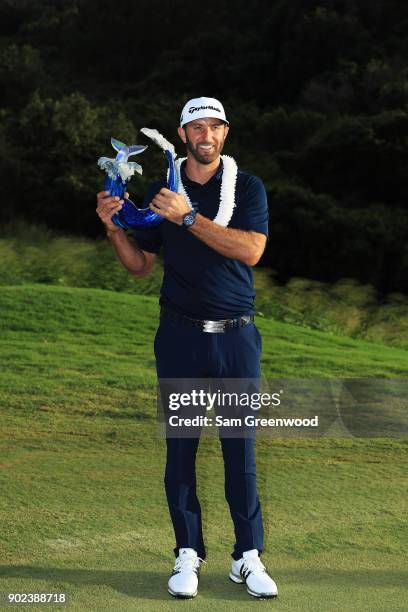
[172,155,238,227]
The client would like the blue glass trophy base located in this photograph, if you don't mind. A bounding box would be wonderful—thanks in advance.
[104,176,163,229]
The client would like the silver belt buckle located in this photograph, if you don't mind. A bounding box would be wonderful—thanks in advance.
[203,319,226,333]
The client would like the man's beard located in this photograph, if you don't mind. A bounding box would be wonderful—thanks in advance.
[185,134,226,164]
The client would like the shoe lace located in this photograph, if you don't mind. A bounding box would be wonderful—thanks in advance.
[174,554,205,573]
[241,556,266,579]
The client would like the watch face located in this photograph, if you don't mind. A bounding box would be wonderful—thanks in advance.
[183,212,196,227]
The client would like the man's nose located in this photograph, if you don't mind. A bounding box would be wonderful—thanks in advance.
[201,125,213,139]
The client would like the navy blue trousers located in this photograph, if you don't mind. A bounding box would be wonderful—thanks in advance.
[154,317,264,560]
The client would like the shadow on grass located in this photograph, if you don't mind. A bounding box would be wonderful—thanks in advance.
[0,566,245,602]
[0,566,407,602]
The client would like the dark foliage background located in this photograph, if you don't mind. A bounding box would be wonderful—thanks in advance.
[1,0,407,294]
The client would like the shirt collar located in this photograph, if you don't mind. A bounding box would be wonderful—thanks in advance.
[180,158,223,187]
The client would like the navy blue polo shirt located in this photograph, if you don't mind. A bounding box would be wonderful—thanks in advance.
[130,159,268,319]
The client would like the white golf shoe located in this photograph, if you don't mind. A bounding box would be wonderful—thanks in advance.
[168,548,203,598]
[229,549,278,598]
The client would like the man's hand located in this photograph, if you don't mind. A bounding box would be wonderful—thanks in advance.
[150,188,190,225]
[96,191,128,233]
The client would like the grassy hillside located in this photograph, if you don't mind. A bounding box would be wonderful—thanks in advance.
[1,227,408,349]
[0,285,407,611]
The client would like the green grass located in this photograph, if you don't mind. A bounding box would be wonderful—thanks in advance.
[1,224,408,349]
[0,285,407,611]
[254,271,408,350]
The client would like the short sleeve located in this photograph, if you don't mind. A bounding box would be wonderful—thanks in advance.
[129,180,166,253]
[232,174,269,236]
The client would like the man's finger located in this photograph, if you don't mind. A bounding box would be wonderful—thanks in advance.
[98,196,121,207]
[105,200,123,211]
[152,193,167,203]
[102,203,122,217]
[96,191,112,203]
[152,193,168,206]
[97,199,123,213]
[150,202,164,215]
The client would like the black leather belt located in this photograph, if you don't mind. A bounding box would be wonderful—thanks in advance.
[160,307,254,333]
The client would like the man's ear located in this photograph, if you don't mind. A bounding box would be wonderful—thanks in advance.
[224,125,229,139]
[177,126,187,144]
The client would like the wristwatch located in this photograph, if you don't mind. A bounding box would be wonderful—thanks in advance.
[182,209,197,229]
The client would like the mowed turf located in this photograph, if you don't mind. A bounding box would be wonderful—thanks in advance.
[0,285,407,611]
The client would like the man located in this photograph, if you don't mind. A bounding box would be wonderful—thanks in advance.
[96,97,278,600]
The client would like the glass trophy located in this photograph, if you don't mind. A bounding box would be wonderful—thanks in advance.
[97,129,178,229]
